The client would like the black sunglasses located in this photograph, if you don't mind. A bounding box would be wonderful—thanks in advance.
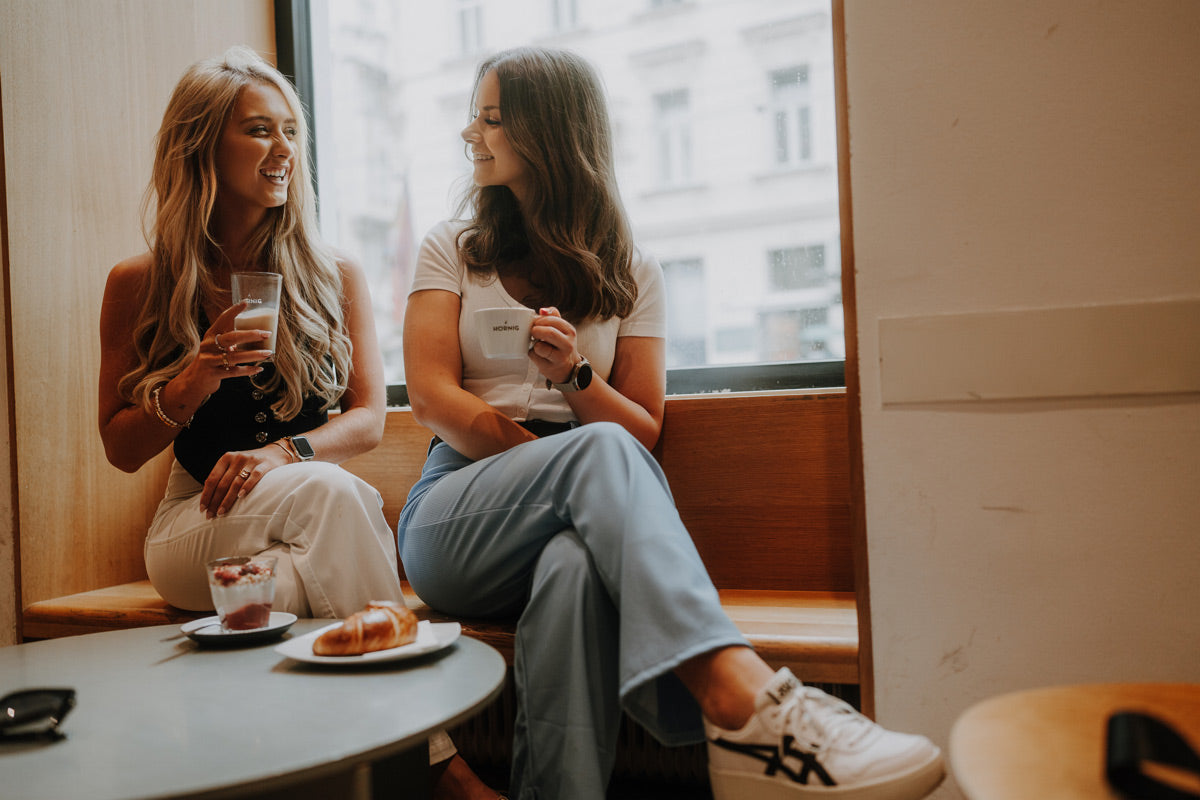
[0,688,76,741]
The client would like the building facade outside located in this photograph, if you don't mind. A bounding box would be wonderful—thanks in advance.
[312,0,842,384]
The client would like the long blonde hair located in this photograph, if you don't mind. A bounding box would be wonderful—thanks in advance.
[457,47,637,323]
[121,46,349,420]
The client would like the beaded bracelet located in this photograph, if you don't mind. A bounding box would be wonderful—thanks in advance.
[150,384,192,429]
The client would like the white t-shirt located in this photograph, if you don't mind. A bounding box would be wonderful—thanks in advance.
[409,219,666,423]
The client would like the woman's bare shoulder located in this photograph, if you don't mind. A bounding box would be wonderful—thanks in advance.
[329,248,374,296]
[106,251,154,291]
[329,246,362,273]
[101,252,154,323]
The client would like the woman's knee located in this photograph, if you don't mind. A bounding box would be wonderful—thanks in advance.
[558,422,670,497]
[571,420,638,448]
[561,422,649,467]
[276,462,381,507]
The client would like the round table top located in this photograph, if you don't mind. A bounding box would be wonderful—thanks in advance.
[0,620,506,800]
[950,682,1200,800]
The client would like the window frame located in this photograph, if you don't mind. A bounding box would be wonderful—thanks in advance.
[275,0,847,403]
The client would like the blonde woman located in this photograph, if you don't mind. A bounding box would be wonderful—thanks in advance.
[399,47,944,800]
[98,47,507,800]
[98,44,400,619]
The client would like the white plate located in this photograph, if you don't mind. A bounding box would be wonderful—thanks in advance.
[181,612,298,645]
[273,620,460,665]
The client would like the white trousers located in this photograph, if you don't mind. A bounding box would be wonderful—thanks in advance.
[145,460,405,618]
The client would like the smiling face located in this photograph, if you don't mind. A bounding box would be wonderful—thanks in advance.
[461,70,530,205]
[215,81,296,221]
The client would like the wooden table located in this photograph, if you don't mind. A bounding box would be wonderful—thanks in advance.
[0,620,505,800]
[950,683,1200,800]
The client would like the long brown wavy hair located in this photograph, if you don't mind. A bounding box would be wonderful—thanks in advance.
[456,47,637,323]
[121,46,350,420]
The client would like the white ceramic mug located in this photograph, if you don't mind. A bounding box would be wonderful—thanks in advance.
[475,307,536,359]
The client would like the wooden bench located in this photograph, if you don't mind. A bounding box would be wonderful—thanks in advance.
[23,581,857,684]
[22,392,859,685]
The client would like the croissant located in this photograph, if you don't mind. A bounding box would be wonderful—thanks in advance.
[313,600,418,656]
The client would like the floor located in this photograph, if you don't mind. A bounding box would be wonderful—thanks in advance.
[455,681,861,799]
[470,765,714,800]
[607,777,714,799]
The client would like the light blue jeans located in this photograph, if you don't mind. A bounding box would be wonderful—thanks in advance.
[397,422,748,800]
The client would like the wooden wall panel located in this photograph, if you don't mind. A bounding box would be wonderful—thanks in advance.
[349,392,852,594]
[657,392,852,592]
[0,0,275,611]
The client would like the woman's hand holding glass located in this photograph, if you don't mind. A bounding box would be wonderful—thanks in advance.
[187,301,273,394]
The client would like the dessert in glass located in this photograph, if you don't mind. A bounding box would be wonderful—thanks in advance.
[206,556,277,631]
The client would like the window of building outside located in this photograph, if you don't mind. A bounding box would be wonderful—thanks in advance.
[662,258,706,366]
[305,0,844,396]
[550,0,579,32]
[654,88,692,189]
[456,0,485,57]
[771,65,813,166]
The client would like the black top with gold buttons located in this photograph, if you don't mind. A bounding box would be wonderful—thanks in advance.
[173,364,328,483]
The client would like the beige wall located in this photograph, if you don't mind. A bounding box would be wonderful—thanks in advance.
[844,1,1200,797]
[1,154,14,645]
[0,0,274,644]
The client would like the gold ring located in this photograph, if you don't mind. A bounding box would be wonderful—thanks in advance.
[238,469,251,479]
[215,333,229,353]
[221,352,230,370]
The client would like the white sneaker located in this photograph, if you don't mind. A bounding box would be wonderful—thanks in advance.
[706,669,944,799]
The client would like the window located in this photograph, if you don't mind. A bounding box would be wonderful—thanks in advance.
[550,0,579,32]
[661,258,706,367]
[653,89,692,188]
[761,307,834,360]
[763,244,844,360]
[456,0,484,57]
[770,245,826,291]
[770,65,813,166]
[289,0,845,395]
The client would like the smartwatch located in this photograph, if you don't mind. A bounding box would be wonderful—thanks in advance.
[547,356,593,393]
[288,435,316,461]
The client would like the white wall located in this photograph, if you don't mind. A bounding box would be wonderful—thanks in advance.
[844,1,1200,796]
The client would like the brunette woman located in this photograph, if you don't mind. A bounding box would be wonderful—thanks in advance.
[398,46,944,800]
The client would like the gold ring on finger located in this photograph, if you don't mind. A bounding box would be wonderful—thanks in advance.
[238,468,251,479]
[221,353,231,371]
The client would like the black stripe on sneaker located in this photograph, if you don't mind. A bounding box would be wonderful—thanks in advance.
[710,734,836,786]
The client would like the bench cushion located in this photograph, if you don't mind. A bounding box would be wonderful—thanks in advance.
[21,580,206,639]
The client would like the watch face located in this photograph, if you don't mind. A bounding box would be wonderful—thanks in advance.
[574,362,593,390]
[291,436,315,460]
